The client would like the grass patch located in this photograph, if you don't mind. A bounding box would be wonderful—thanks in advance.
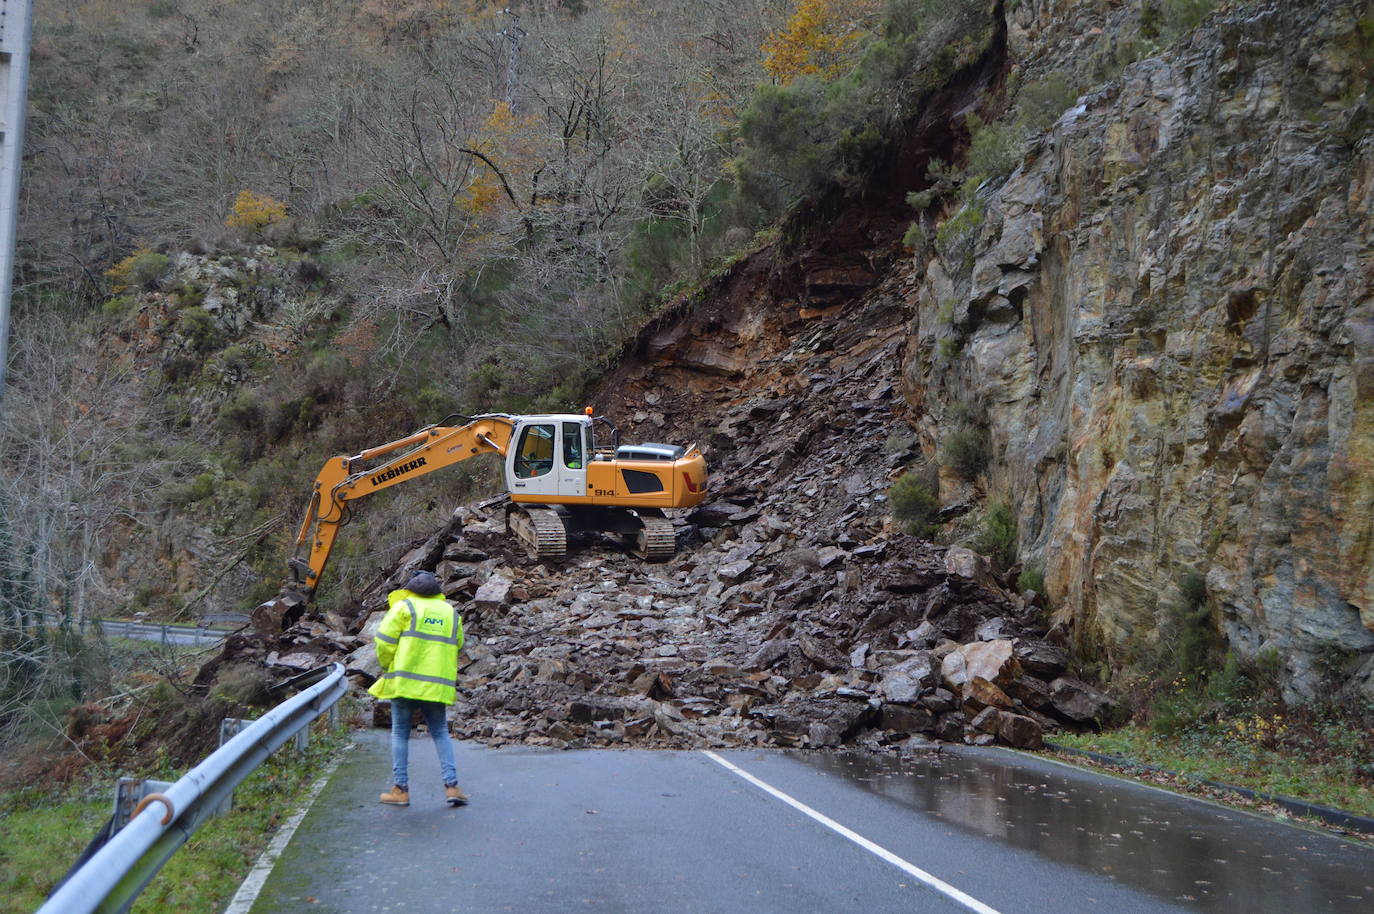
[1052,718,1374,820]
[0,790,108,909]
[1055,648,1374,822]
[0,720,349,913]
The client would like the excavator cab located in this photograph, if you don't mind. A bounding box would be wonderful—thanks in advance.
[503,414,707,511]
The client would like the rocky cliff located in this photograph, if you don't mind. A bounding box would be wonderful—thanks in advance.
[575,0,1374,704]
[905,0,1374,700]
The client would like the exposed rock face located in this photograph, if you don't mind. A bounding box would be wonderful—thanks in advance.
[903,0,1374,700]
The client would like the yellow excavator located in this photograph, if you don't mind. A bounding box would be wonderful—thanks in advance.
[255,410,707,625]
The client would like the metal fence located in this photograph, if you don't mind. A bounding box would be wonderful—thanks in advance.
[38,663,347,914]
[93,618,232,648]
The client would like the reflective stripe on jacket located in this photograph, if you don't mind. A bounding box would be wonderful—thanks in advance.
[367,588,464,705]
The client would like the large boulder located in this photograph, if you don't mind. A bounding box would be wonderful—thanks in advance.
[961,676,1015,712]
[1048,676,1117,727]
[881,704,936,734]
[1014,639,1070,679]
[798,633,848,672]
[943,546,1003,593]
[879,651,938,704]
[996,712,1045,749]
[473,572,513,609]
[941,639,1022,692]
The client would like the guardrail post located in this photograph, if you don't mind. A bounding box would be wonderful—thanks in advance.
[113,778,174,832]
[217,718,251,815]
[329,702,340,730]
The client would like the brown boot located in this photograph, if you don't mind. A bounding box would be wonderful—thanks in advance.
[444,784,469,807]
[380,785,410,806]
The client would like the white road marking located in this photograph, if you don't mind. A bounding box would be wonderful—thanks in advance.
[222,750,347,914]
[704,751,1003,914]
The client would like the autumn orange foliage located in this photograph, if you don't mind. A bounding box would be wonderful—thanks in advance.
[761,0,880,85]
[226,190,288,234]
[455,101,537,216]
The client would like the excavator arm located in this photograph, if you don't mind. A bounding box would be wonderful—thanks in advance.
[254,414,516,630]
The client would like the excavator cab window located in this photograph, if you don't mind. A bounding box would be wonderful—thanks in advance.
[562,422,583,469]
[514,424,555,478]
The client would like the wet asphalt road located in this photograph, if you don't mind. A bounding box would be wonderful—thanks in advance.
[245,731,1373,913]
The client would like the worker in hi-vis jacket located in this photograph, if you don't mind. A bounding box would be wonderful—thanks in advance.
[368,570,467,807]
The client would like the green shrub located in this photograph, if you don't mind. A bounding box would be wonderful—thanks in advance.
[1017,561,1045,594]
[889,470,941,538]
[187,473,216,503]
[106,249,170,293]
[218,344,257,374]
[1147,684,1213,737]
[1160,0,1215,38]
[178,308,224,354]
[174,282,205,309]
[973,500,1017,569]
[964,114,1022,182]
[1017,72,1078,132]
[267,396,316,440]
[220,389,266,436]
[1162,568,1220,678]
[101,296,137,318]
[902,220,926,249]
[938,424,989,481]
[882,430,916,455]
[934,197,985,265]
[736,0,997,215]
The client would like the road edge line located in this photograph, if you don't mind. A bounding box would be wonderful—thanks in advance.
[703,751,1002,914]
[222,748,349,914]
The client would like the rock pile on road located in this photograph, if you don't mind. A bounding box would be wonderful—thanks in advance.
[220,284,1116,754]
[325,516,1113,753]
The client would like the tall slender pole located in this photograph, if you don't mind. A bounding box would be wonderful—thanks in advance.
[501,7,525,114]
[0,0,35,399]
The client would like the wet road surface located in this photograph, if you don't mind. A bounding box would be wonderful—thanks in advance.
[243,731,1373,913]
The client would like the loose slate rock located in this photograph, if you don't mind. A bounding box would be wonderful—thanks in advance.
[1048,676,1117,726]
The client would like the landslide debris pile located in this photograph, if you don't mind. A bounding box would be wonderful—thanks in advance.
[211,282,1115,753]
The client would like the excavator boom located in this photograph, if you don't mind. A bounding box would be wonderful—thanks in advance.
[291,414,516,592]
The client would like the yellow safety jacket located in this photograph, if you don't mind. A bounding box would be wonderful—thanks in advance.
[367,588,464,705]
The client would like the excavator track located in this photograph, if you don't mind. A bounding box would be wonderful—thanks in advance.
[631,511,676,561]
[508,506,567,559]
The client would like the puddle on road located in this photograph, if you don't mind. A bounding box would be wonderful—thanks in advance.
[790,748,1374,912]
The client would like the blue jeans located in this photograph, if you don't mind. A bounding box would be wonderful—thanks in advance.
[389,697,457,789]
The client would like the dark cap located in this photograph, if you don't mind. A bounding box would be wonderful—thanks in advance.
[404,570,441,596]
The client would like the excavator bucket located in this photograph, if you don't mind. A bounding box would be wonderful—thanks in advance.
[251,590,309,636]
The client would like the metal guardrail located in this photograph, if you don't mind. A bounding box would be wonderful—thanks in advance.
[39,663,347,914]
[94,619,232,647]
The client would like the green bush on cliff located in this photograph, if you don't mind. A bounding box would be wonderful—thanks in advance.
[178,308,224,354]
[938,424,989,481]
[973,500,1017,570]
[1167,568,1219,678]
[1016,561,1045,594]
[1141,0,1217,43]
[889,470,941,538]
